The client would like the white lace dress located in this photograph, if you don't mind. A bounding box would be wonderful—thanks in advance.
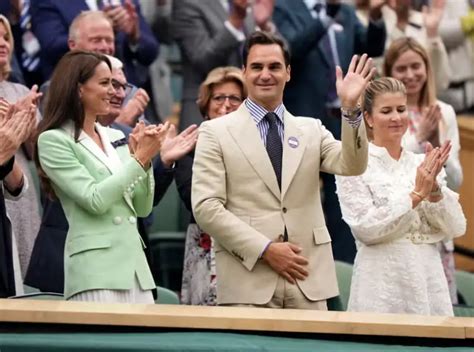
[335,143,466,316]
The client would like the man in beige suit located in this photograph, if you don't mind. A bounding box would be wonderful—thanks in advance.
[192,31,375,309]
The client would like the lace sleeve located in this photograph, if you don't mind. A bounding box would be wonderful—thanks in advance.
[335,174,418,246]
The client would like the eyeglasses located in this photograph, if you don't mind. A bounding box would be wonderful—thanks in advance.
[111,78,133,96]
[211,94,242,106]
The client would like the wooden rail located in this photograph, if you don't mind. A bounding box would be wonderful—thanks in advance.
[0,299,472,339]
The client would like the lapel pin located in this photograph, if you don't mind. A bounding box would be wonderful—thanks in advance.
[288,136,299,148]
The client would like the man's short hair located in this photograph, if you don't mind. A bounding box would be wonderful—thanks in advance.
[242,31,291,67]
[68,10,113,41]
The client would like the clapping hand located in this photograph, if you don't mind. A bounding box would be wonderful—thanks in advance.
[336,53,376,109]
[130,121,170,168]
[412,141,451,205]
[159,124,199,168]
[15,85,42,111]
[417,104,441,147]
[253,0,274,30]
[0,103,37,164]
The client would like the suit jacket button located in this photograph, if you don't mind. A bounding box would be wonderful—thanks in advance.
[282,207,287,213]
[128,216,137,224]
[113,216,122,225]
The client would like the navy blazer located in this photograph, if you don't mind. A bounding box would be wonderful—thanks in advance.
[273,1,386,133]
[30,0,159,86]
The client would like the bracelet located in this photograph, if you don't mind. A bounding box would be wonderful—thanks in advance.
[411,190,425,200]
[341,104,361,118]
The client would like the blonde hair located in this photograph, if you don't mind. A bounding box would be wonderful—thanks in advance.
[384,37,436,109]
[362,77,406,140]
[0,15,14,80]
[68,11,113,41]
[197,66,247,117]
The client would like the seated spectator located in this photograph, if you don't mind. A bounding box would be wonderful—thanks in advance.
[0,15,42,284]
[30,0,158,88]
[336,77,466,316]
[177,66,246,305]
[384,37,463,303]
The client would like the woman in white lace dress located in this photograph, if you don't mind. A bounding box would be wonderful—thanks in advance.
[384,38,463,303]
[336,77,466,316]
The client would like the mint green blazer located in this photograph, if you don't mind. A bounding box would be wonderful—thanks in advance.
[37,123,156,299]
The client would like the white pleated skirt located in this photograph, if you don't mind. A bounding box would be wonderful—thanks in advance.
[68,274,154,304]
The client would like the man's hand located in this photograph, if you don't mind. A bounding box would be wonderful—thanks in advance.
[160,124,199,167]
[262,242,309,284]
[336,54,376,109]
[116,88,150,127]
[253,0,274,30]
[104,0,140,43]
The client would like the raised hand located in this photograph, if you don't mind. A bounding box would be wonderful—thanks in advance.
[116,88,150,127]
[253,0,275,29]
[15,85,42,111]
[159,124,199,167]
[262,242,309,284]
[417,104,441,146]
[422,0,445,38]
[336,54,376,109]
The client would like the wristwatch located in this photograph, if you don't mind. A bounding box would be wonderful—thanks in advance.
[340,104,361,118]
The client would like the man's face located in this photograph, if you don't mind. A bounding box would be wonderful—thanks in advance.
[109,68,128,117]
[70,17,115,55]
[243,44,290,109]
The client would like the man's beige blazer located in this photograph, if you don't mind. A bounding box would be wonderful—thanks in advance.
[192,104,368,305]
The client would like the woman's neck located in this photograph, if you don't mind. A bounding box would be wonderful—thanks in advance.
[82,113,97,137]
[373,138,403,161]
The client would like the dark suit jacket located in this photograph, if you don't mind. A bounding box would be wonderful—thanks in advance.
[30,0,159,86]
[172,0,255,130]
[24,125,174,293]
[273,1,386,136]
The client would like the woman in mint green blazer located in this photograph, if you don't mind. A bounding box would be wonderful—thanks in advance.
[35,51,166,303]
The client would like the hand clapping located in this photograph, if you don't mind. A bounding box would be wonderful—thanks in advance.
[412,140,451,205]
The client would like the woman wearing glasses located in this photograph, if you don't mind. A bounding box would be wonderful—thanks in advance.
[177,66,247,305]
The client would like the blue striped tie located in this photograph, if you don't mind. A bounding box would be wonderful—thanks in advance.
[20,0,40,72]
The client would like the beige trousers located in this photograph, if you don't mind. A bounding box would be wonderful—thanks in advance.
[225,276,327,310]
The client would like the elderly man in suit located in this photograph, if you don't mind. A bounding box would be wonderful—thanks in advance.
[30,0,158,87]
[172,0,275,131]
[192,31,374,309]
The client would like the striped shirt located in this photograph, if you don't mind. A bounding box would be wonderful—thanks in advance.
[245,98,285,146]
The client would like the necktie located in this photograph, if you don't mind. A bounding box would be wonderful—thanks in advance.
[20,0,40,72]
[265,112,283,189]
[314,3,338,103]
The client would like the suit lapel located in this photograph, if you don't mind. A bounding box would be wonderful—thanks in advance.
[281,112,306,200]
[227,105,281,200]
